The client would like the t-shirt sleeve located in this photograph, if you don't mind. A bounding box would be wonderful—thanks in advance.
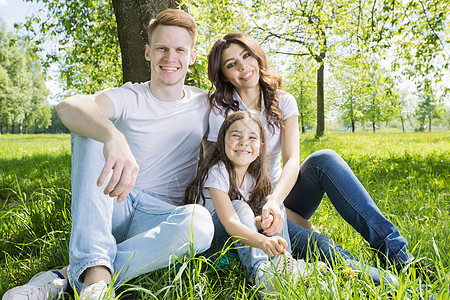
[204,163,229,194]
[101,82,137,121]
[279,92,299,120]
[207,107,226,142]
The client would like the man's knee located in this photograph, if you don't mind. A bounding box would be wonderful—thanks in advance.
[184,204,214,253]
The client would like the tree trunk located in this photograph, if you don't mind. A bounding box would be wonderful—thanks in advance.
[351,120,355,133]
[372,122,376,133]
[315,58,325,137]
[24,114,28,134]
[112,0,181,84]
[300,112,305,133]
[12,122,14,134]
[400,115,405,132]
[428,115,431,132]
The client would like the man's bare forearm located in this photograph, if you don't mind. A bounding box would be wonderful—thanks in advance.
[56,94,120,143]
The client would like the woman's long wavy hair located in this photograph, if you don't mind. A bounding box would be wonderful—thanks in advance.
[208,32,284,133]
[183,111,272,214]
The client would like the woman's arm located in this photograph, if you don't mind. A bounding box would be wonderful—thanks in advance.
[209,188,287,256]
[260,115,300,235]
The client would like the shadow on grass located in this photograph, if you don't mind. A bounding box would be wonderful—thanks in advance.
[0,152,71,202]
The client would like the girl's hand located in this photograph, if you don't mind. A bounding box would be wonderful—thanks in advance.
[255,214,273,231]
[261,236,288,257]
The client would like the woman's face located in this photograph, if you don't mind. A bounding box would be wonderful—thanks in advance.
[220,43,260,92]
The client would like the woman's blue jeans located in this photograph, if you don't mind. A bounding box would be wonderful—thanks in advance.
[285,149,414,284]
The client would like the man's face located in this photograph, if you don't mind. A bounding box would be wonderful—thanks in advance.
[145,25,196,89]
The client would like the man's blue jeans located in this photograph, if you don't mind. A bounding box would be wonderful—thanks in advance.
[285,149,414,284]
[67,134,214,292]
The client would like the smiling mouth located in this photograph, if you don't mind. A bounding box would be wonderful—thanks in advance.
[235,150,251,154]
[161,66,179,72]
[241,71,253,80]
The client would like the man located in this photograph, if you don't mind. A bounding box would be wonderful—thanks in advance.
[3,9,213,300]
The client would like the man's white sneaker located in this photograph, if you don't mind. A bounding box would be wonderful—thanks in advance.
[79,281,115,300]
[2,270,68,300]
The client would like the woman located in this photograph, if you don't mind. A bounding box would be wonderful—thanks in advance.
[205,32,423,285]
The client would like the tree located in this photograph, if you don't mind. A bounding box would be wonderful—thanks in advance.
[0,21,50,134]
[329,59,365,133]
[285,60,316,133]
[360,63,399,132]
[415,89,443,131]
[111,0,181,83]
[23,0,183,93]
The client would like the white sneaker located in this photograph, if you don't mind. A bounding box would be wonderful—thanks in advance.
[79,281,115,300]
[254,252,298,298]
[2,270,68,300]
[296,258,328,280]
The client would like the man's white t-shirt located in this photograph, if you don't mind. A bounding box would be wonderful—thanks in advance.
[203,161,256,214]
[103,81,210,204]
[207,89,299,185]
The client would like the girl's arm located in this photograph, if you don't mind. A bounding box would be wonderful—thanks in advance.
[209,188,287,256]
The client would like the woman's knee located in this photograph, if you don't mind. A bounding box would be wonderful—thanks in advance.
[302,149,345,170]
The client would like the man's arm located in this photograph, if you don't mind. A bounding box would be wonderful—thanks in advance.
[56,94,139,202]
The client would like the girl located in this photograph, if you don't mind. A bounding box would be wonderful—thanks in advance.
[184,110,312,295]
[205,33,422,285]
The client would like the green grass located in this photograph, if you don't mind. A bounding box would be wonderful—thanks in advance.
[0,130,448,299]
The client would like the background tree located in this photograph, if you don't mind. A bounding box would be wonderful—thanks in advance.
[329,58,365,133]
[0,21,49,134]
[415,89,443,132]
[285,60,316,133]
[23,0,183,93]
[16,0,448,135]
[360,62,399,132]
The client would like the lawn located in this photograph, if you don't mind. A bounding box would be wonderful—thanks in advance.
[0,130,448,299]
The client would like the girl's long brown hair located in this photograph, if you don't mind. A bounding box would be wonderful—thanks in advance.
[207,33,284,133]
[183,111,272,214]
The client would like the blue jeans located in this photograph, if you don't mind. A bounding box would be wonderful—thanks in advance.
[67,134,214,292]
[285,149,414,283]
[204,200,291,281]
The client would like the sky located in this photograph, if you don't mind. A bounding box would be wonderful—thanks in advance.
[0,0,41,29]
[0,0,61,104]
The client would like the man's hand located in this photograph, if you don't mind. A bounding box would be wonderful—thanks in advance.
[97,132,139,203]
[256,197,284,236]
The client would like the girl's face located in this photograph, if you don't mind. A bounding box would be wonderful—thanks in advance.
[224,118,261,169]
[220,43,260,92]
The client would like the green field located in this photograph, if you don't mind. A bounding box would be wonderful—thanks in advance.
[0,130,448,299]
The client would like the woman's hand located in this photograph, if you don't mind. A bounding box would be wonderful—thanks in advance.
[260,236,288,257]
[256,198,284,236]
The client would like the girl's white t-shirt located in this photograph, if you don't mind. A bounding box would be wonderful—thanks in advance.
[203,161,255,214]
[207,90,299,185]
[103,81,210,204]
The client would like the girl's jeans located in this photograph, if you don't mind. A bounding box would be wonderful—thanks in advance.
[285,149,414,284]
[204,200,291,281]
[67,134,214,292]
